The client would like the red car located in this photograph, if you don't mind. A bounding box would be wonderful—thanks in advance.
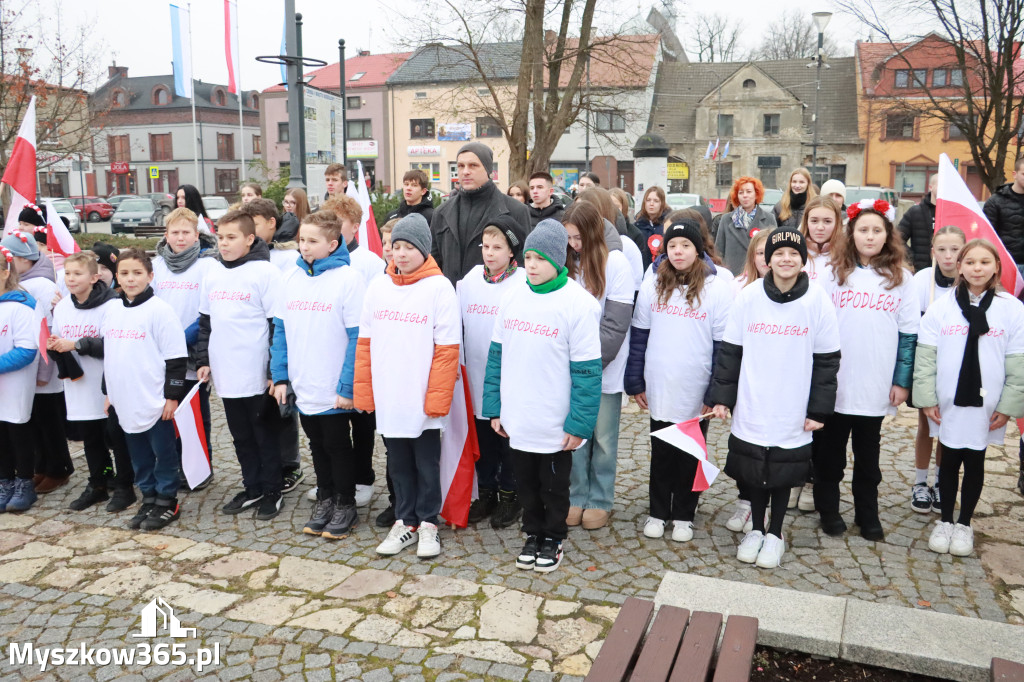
[69,196,115,222]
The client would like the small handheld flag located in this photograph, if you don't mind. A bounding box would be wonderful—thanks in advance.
[651,417,720,492]
[173,382,212,488]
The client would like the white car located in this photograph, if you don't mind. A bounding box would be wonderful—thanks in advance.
[203,196,230,221]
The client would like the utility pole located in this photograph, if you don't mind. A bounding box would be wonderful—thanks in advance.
[810,11,832,185]
[340,39,348,168]
[296,13,307,184]
[284,0,304,189]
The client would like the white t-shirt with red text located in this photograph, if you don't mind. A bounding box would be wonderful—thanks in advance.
[0,298,39,424]
[52,296,119,421]
[21,277,61,394]
[153,256,216,381]
[803,252,832,286]
[577,250,634,395]
[912,267,954,314]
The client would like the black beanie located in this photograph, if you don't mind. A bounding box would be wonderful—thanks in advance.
[485,213,526,262]
[18,204,45,228]
[456,142,494,175]
[765,226,808,265]
[661,218,705,259]
[91,242,119,274]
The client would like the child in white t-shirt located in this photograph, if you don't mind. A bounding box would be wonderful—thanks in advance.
[626,219,732,543]
[709,226,841,570]
[915,239,1024,557]
[909,225,966,513]
[483,219,602,573]
[814,199,919,541]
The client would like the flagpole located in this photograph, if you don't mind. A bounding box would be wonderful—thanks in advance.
[234,1,246,182]
[188,3,200,192]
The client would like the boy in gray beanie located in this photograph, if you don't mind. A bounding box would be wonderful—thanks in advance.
[391,213,432,261]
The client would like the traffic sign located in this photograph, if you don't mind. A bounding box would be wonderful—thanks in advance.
[149,166,159,179]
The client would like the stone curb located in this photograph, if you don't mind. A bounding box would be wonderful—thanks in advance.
[654,571,1024,682]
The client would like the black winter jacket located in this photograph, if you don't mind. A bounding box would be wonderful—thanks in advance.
[897,193,936,272]
[983,183,1024,264]
[385,199,435,225]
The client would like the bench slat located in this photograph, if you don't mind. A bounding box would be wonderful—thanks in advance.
[992,657,1024,682]
[628,605,690,682]
[587,597,656,682]
[711,615,759,682]
[668,611,723,682]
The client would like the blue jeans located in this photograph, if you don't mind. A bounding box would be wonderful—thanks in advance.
[569,392,621,511]
[124,419,180,499]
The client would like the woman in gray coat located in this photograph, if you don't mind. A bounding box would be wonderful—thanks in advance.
[715,176,777,274]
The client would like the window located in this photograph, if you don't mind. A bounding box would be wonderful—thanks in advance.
[895,69,909,88]
[948,115,975,140]
[108,134,131,163]
[252,135,261,154]
[595,110,626,133]
[757,155,781,188]
[213,89,226,106]
[410,162,439,184]
[717,114,734,137]
[827,164,847,184]
[149,133,172,161]
[950,69,964,86]
[410,118,435,138]
[476,116,502,138]
[912,69,927,86]
[763,114,780,136]
[933,69,947,87]
[217,133,235,161]
[414,91,427,100]
[277,122,289,143]
[349,72,365,81]
[346,96,361,110]
[153,87,169,106]
[742,78,757,89]
[215,168,239,194]
[477,88,490,96]
[112,89,126,107]
[346,119,372,139]
[895,165,936,194]
[885,113,915,139]
[716,162,733,187]
[250,94,259,110]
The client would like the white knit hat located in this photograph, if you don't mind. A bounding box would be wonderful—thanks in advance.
[820,179,846,202]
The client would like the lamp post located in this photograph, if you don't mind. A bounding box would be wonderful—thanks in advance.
[810,11,831,186]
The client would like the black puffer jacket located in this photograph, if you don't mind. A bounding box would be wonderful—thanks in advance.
[983,184,1024,264]
[385,199,435,225]
[897,192,936,272]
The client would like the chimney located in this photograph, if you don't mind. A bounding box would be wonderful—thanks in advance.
[359,50,370,57]
[108,63,128,79]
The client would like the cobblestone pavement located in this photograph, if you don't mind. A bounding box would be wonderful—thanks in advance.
[0,398,1021,680]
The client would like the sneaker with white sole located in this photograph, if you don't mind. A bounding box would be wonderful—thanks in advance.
[416,521,441,558]
[643,517,666,538]
[928,521,954,554]
[797,483,815,511]
[725,501,751,532]
[736,530,764,564]
[755,533,785,569]
[534,537,563,573]
[949,523,974,556]
[671,520,694,542]
[306,486,318,502]
[516,534,540,570]
[787,487,800,509]
[930,486,942,514]
[354,484,373,507]
[376,521,418,555]
[911,483,933,513]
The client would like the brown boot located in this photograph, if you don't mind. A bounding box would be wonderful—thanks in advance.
[31,474,45,487]
[582,508,610,530]
[566,506,583,526]
[35,476,70,493]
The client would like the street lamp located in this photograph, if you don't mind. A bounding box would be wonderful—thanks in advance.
[810,11,832,187]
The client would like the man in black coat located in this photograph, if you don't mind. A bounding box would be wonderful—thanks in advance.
[983,156,1024,268]
[897,175,937,272]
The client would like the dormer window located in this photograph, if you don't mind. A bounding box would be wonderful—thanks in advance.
[112,89,126,107]
[152,86,170,106]
[743,78,756,89]
[350,72,366,81]
[214,89,227,106]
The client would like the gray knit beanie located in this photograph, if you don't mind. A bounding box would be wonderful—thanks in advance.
[524,219,567,268]
[457,142,493,175]
[0,231,40,262]
[391,213,431,259]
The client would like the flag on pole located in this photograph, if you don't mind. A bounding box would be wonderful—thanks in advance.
[345,161,384,257]
[169,4,193,98]
[44,200,80,257]
[721,141,730,159]
[438,364,480,528]
[173,382,212,489]
[651,418,720,491]
[279,19,288,90]
[224,0,240,94]
[711,138,720,161]
[934,153,1024,296]
[703,141,714,159]
[1,96,37,238]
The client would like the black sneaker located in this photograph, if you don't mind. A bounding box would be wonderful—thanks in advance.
[322,499,358,540]
[515,534,540,570]
[190,472,214,492]
[468,487,497,524]
[254,493,283,521]
[931,486,942,513]
[534,537,563,573]
[911,483,932,513]
[222,490,263,515]
[282,469,305,494]
[303,495,336,535]
[491,490,522,529]
[375,504,396,528]
[129,500,157,529]
[141,499,180,531]
[106,486,137,513]
[68,485,109,511]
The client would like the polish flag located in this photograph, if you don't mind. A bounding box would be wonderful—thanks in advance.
[44,200,80,257]
[346,160,384,257]
[935,152,1024,296]
[223,0,240,94]
[651,417,720,491]
[438,363,480,528]
[173,382,212,489]
[1,96,37,238]
[710,138,720,161]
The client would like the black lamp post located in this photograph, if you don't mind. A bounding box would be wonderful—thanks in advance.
[810,11,832,186]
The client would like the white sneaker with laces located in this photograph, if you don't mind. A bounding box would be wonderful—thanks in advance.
[725,501,751,532]
[416,521,441,558]
[376,521,418,555]
[928,521,954,554]
[354,484,373,507]
[306,486,318,502]
[736,530,764,564]
[787,487,800,509]
[671,520,694,542]
[643,517,666,538]
[797,483,815,511]
[948,523,974,556]
[755,533,785,569]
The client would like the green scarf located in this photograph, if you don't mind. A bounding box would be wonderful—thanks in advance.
[526,250,568,293]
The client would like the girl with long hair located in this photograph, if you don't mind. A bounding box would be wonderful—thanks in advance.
[175,184,214,233]
[773,168,817,228]
[278,188,311,242]
[800,196,843,285]
[634,187,670,269]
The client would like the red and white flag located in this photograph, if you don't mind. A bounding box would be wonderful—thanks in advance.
[223,0,240,94]
[935,152,1024,296]
[346,161,384,257]
[44,200,80,257]
[651,417,720,492]
[438,364,480,528]
[2,96,37,238]
[173,382,212,488]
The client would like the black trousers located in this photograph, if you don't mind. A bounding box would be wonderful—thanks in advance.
[0,421,34,480]
[77,418,134,488]
[352,411,377,486]
[279,412,300,473]
[30,392,73,478]
[299,412,356,504]
[475,417,516,491]
[813,412,884,523]
[105,406,135,488]
[649,418,704,522]
[222,395,282,496]
[511,448,572,541]
[938,443,985,526]
[387,429,441,527]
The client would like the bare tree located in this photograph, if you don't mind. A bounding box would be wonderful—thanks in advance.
[753,8,841,60]
[838,0,1024,192]
[686,12,743,63]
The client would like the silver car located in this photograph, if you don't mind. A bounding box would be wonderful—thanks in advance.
[203,196,231,221]
[49,200,81,233]
[111,198,162,235]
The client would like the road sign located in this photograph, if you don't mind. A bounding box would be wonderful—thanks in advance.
[149,166,159,179]
[953,158,960,170]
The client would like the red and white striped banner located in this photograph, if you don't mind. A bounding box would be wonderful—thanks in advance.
[651,417,720,492]
[173,382,212,488]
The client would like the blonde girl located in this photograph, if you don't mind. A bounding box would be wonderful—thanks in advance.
[773,168,817,228]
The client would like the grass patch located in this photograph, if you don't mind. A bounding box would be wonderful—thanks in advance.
[74,233,160,251]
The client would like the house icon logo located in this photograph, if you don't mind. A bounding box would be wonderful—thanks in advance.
[132,597,197,638]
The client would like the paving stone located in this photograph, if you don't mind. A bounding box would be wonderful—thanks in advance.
[350,615,402,643]
[438,640,526,665]
[400,574,479,598]
[82,566,166,598]
[0,541,74,561]
[224,595,307,625]
[288,608,361,635]
[489,663,528,681]
[274,556,355,592]
[144,581,241,615]
[425,654,456,670]
[0,558,51,583]
[479,589,542,643]
[326,569,401,599]
[201,551,277,579]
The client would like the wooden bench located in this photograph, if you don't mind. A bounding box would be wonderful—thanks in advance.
[992,658,1024,681]
[586,597,759,682]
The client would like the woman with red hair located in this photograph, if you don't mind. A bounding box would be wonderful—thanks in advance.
[715,176,777,273]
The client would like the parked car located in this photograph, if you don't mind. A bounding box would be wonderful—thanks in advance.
[68,196,114,222]
[759,188,784,212]
[202,196,230,221]
[143,192,175,216]
[49,200,81,233]
[107,194,140,210]
[665,193,712,210]
[111,198,162,235]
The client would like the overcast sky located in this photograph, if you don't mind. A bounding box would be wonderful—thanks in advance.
[27,0,878,93]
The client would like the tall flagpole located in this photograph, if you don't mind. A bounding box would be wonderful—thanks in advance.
[233,1,246,181]
[188,3,199,191]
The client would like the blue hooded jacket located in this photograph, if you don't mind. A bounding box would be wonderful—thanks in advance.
[0,289,39,374]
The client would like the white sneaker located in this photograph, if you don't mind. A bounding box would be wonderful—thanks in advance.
[725,501,751,532]
[928,521,954,554]
[736,530,764,564]
[376,521,418,555]
[416,521,441,558]
[787,487,800,509]
[643,517,666,538]
[354,484,373,507]
[948,523,974,556]
[306,486,318,501]
[797,483,815,512]
[755,533,785,569]
[671,520,694,542]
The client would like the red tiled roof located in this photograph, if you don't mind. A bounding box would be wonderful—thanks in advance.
[263,51,411,93]
[856,41,909,90]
